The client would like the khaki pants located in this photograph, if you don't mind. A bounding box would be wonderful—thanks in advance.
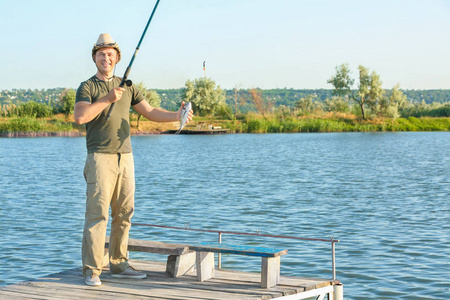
[82,152,135,276]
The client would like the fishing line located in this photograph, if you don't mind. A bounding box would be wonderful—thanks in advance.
[106,0,161,121]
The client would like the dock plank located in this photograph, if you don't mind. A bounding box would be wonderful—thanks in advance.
[105,237,191,256]
[0,289,46,300]
[0,260,340,300]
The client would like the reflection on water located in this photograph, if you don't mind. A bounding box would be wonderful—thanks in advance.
[0,132,449,299]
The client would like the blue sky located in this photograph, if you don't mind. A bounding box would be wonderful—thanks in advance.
[1,0,450,90]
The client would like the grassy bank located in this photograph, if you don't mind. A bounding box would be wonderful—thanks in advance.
[1,114,449,136]
[207,115,450,133]
[0,114,179,136]
[0,116,73,135]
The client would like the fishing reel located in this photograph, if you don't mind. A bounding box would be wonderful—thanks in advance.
[125,79,132,87]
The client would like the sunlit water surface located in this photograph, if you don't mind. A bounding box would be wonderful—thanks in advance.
[0,132,449,299]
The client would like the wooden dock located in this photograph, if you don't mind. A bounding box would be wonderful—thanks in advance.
[166,128,230,134]
[0,260,341,299]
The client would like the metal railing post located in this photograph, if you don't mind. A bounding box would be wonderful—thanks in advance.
[332,240,336,280]
[218,232,223,269]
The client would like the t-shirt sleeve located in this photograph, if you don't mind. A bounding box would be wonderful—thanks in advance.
[131,85,145,106]
[75,81,92,103]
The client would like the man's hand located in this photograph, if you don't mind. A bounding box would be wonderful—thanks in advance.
[105,87,125,103]
[177,101,194,123]
[74,87,125,125]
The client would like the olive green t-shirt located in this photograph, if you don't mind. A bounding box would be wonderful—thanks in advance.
[75,76,144,153]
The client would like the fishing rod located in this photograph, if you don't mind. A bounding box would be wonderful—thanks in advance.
[106,0,161,121]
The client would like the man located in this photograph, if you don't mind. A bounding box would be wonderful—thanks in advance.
[74,33,193,286]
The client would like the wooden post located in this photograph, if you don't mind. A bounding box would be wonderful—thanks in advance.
[261,256,280,288]
[196,252,215,282]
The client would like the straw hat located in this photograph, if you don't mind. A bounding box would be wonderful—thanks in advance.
[91,33,121,62]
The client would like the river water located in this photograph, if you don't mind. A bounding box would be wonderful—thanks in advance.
[0,132,449,299]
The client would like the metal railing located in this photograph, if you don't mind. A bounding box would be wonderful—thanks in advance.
[133,222,340,280]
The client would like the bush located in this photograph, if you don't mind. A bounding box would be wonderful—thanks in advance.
[0,117,45,133]
[246,119,269,133]
[429,103,450,117]
[324,96,350,113]
[4,101,53,118]
[282,119,302,132]
[244,117,358,133]
[223,120,245,133]
[401,102,450,118]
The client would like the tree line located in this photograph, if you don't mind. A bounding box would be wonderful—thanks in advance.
[1,64,450,120]
[2,86,449,109]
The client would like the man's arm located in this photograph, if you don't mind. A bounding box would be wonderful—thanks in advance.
[74,87,124,124]
[132,100,180,122]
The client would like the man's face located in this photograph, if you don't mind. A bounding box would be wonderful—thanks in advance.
[94,47,118,74]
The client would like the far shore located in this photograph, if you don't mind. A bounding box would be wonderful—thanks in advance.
[1,115,449,137]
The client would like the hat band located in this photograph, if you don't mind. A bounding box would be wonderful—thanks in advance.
[96,42,117,47]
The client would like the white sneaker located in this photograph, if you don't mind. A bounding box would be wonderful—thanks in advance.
[111,266,147,279]
[85,274,102,286]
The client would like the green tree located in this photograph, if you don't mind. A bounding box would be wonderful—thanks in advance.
[136,82,161,108]
[324,96,350,113]
[58,89,76,116]
[232,86,243,118]
[363,67,385,115]
[327,64,354,97]
[295,95,323,115]
[378,84,408,119]
[182,77,226,116]
[328,64,384,119]
[134,82,161,130]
